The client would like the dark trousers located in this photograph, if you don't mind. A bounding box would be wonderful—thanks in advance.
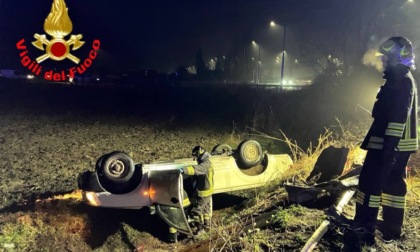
[191,196,212,226]
[354,150,410,235]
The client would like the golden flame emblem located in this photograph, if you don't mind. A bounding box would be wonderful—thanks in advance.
[32,0,84,64]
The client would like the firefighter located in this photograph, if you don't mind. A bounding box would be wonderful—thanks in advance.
[168,146,213,243]
[183,145,214,233]
[350,37,418,247]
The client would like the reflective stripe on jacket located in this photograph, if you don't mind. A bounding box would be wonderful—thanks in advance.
[184,152,214,197]
[361,65,418,152]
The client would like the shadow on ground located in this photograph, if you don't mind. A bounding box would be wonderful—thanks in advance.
[0,191,249,250]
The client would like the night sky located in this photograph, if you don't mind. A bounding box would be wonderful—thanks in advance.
[1,0,420,75]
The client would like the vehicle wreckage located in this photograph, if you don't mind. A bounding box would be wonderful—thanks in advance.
[77,139,293,236]
[284,146,363,252]
[78,141,363,249]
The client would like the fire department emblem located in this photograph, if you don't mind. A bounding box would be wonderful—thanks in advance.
[32,0,84,64]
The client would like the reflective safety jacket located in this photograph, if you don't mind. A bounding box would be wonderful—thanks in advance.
[361,64,418,153]
[184,152,214,197]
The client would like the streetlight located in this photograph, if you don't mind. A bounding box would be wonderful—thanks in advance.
[280,26,287,85]
[252,40,260,84]
[247,21,285,84]
[270,21,287,85]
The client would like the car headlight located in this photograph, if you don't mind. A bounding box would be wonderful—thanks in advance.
[84,191,101,206]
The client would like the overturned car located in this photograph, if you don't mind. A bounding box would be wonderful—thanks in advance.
[77,140,293,236]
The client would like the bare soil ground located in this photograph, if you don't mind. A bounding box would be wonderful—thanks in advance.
[1,80,419,251]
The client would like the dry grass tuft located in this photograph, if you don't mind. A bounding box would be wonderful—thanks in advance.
[247,127,335,181]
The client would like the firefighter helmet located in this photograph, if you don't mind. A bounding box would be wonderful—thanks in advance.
[192,146,205,158]
[377,37,415,70]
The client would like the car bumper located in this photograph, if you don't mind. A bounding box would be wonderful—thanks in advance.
[78,170,152,209]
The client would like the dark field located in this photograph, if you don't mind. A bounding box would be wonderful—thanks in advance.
[0,80,259,208]
[0,79,360,208]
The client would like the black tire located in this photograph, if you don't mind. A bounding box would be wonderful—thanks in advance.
[211,144,233,155]
[95,153,108,172]
[97,151,135,183]
[237,140,263,168]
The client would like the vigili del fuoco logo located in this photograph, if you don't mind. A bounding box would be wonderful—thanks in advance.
[16,0,100,82]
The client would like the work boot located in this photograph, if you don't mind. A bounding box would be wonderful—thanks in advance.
[194,223,207,239]
[168,227,178,243]
[168,232,178,243]
[376,220,403,243]
[194,222,203,235]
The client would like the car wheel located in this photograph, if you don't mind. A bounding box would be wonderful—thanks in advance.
[97,151,135,183]
[211,144,233,155]
[237,140,263,168]
[95,153,108,172]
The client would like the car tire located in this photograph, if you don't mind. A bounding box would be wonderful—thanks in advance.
[211,144,233,155]
[95,153,108,172]
[97,151,135,183]
[237,140,263,168]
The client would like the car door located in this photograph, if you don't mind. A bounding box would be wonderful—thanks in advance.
[149,168,193,236]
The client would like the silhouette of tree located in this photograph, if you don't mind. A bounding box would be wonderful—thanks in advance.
[293,0,411,81]
[214,57,224,81]
[176,65,189,80]
[195,49,207,80]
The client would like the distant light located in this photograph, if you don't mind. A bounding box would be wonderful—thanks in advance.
[27,74,34,79]
[96,78,100,81]
[270,21,276,27]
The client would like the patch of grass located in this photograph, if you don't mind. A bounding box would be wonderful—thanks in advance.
[0,197,94,252]
[271,204,305,228]
[238,229,278,252]
[31,204,91,251]
[0,216,38,251]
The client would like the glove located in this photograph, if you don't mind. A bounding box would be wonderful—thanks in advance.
[180,168,184,174]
